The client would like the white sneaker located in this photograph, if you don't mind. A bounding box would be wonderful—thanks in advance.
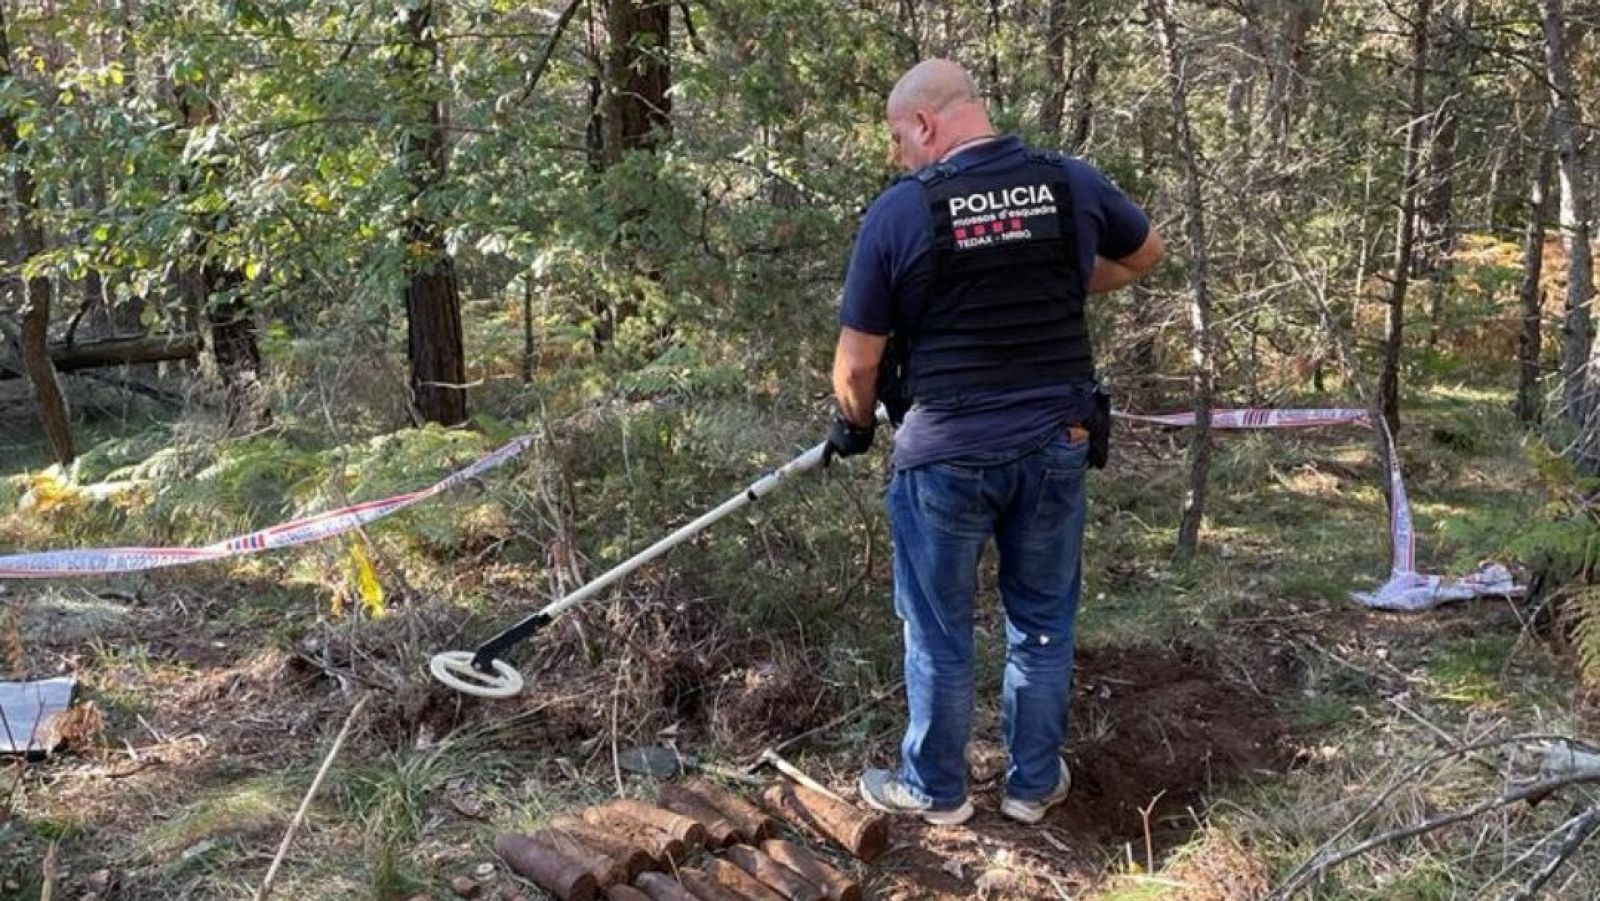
[1000,759,1071,824]
[858,767,975,826]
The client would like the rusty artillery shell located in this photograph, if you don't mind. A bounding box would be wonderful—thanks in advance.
[529,828,626,887]
[609,799,709,848]
[606,886,654,901]
[658,784,744,847]
[678,866,753,901]
[760,839,861,901]
[724,845,827,901]
[549,815,660,879]
[685,779,778,841]
[583,805,687,861]
[761,781,890,862]
[494,832,599,901]
[634,871,701,901]
[703,858,787,901]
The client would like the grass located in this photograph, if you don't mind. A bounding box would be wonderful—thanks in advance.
[1290,691,1362,731]
[1423,634,1518,705]
[139,773,299,860]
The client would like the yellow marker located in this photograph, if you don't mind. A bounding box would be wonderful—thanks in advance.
[349,541,385,618]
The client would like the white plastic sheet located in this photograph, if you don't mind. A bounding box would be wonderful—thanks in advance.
[0,676,75,754]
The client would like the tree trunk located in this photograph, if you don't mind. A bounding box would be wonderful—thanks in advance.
[985,0,1003,111]
[1419,1,1472,349]
[1038,0,1101,150]
[1379,0,1431,435]
[1,3,75,464]
[17,284,76,464]
[205,269,270,432]
[179,89,269,432]
[603,0,672,166]
[1261,0,1322,151]
[404,219,468,427]
[1067,39,1098,152]
[898,0,923,62]
[1124,119,1162,410]
[1040,0,1070,136]
[69,177,113,344]
[1126,281,1162,408]
[583,0,607,171]
[1517,145,1553,425]
[522,278,536,384]
[399,0,467,425]
[1419,108,1457,350]
[1148,0,1214,563]
[594,0,672,350]
[1542,0,1596,435]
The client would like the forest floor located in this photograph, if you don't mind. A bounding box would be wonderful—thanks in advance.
[2,376,1597,900]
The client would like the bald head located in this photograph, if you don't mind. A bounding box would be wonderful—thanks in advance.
[884,59,994,171]
[887,59,982,120]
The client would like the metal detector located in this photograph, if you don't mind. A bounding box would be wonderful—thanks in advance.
[430,440,832,698]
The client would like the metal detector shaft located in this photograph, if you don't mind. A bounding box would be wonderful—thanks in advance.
[469,441,830,672]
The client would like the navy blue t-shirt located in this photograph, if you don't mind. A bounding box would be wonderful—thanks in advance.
[839,135,1150,470]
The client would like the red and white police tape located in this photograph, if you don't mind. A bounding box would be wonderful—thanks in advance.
[0,411,1521,612]
[1116,407,1522,611]
[0,435,533,580]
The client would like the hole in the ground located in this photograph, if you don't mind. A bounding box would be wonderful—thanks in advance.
[1061,642,1293,843]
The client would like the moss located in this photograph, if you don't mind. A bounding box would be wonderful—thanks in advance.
[139,774,298,859]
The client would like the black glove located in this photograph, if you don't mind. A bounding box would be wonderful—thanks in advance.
[823,415,875,466]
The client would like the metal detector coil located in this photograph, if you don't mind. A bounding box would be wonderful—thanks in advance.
[429,651,525,698]
[430,439,834,696]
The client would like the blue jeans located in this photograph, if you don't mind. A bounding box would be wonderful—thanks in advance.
[887,428,1088,808]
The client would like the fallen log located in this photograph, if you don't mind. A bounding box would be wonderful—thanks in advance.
[0,334,200,380]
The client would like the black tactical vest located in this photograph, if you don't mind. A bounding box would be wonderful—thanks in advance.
[897,150,1093,405]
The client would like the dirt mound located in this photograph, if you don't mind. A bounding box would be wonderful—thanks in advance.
[1059,643,1292,841]
[708,655,835,748]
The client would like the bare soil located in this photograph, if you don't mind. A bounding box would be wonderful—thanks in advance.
[4,570,1308,900]
[858,643,1293,900]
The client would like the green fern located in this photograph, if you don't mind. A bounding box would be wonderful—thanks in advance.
[1564,586,1600,683]
[1511,441,1600,684]
[147,437,323,542]
[1503,516,1600,582]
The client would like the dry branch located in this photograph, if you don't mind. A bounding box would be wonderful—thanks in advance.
[253,694,369,901]
[1267,734,1600,900]
[1504,805,1600,901]
[1271,770,1600,898]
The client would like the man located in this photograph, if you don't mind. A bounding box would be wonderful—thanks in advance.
[824,59,1162,825]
